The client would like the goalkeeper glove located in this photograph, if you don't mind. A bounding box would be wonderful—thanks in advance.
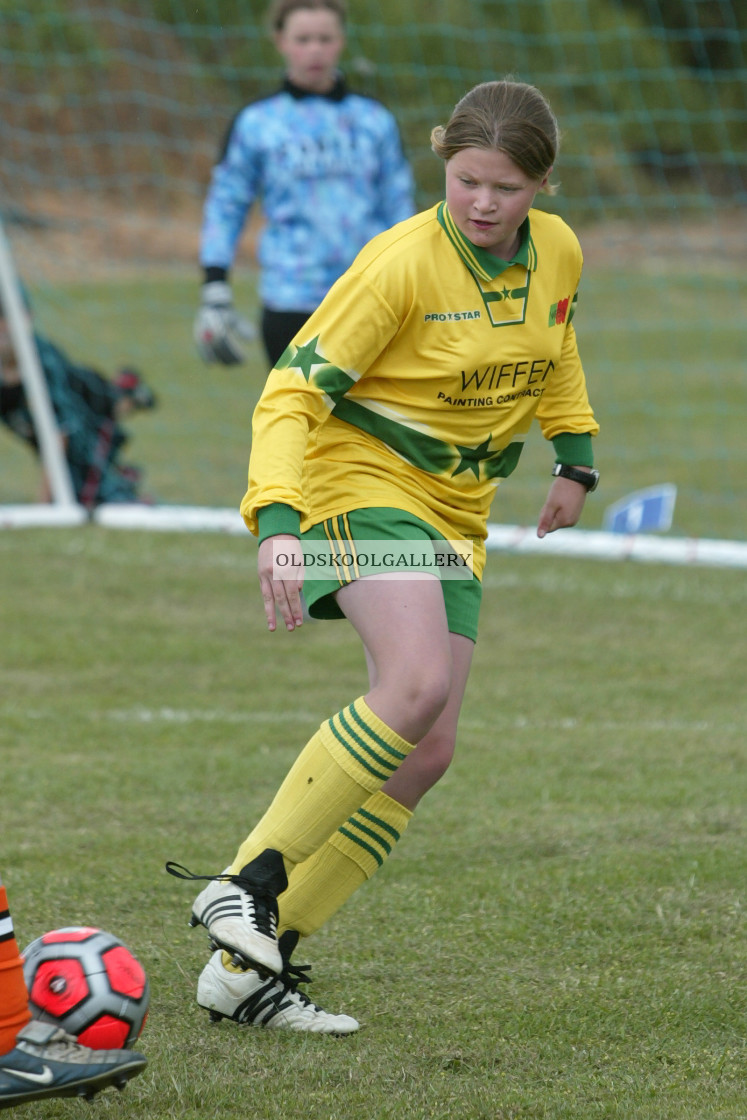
[193,281,256,365]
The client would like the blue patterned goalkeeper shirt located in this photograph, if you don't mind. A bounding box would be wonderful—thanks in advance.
[199,75,415,311]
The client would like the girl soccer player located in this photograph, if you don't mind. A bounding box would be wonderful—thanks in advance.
[171,78,600,1033]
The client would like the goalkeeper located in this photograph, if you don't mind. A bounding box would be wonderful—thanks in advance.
[194,0,414,368]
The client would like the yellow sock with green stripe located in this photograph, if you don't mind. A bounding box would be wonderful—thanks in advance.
[277,791,412,938]
[230,698,414,877]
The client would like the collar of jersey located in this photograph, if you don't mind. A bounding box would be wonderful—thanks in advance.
[437,202,535,283]
[282,73,348,102]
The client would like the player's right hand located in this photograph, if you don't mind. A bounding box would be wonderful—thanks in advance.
[257,535,305,632]
[193,281,256,365]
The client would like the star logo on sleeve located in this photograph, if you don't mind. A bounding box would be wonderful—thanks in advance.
[290,335,327,381]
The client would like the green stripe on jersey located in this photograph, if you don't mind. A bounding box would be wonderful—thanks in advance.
[332,398,524,482]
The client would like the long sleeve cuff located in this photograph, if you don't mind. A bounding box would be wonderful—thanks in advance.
[203,266,228,284]
[552,432,594,467]
[256,503,302,544]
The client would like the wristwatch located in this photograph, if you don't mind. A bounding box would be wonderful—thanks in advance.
[552,463,600,492]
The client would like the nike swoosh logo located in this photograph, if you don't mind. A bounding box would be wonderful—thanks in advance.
[2,1065,55,1085]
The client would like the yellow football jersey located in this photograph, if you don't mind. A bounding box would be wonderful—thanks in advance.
[242,202,598,577]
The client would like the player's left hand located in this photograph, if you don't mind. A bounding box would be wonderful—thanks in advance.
[536,477,588,538]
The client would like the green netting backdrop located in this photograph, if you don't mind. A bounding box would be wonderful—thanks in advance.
[0,0,744,539]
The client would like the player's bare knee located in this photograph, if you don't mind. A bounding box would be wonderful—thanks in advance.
[388,665,451,728]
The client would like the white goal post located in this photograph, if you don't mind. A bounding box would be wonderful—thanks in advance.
[0,216,83,517]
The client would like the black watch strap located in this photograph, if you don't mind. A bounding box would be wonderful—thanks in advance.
[552,463,600,492]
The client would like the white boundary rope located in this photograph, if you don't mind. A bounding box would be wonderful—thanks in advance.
[484,523,747,569]
[1,501,744,569]
[0,504,88,529]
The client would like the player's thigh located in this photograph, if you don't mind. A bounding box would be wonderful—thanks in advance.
[336,573,452,685]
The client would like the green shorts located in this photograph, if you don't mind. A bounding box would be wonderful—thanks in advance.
[301,507,482,642]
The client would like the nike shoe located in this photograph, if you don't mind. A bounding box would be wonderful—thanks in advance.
[197,937,359,1035]
[166,849,287,976]
[0,1020,146,1110]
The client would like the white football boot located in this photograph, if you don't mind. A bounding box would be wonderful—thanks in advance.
[197,941,360,1036]
[167,849,286,977]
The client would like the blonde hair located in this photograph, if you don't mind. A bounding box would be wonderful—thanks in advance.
[431,80,559,192]
[266,0,347,33]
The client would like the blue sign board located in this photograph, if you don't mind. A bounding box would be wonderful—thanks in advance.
[603,484,677,534]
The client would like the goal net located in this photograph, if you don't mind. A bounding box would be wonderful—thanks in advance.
[0,1,744,543]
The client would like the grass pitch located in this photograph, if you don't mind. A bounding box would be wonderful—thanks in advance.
[1,527,745,1119]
